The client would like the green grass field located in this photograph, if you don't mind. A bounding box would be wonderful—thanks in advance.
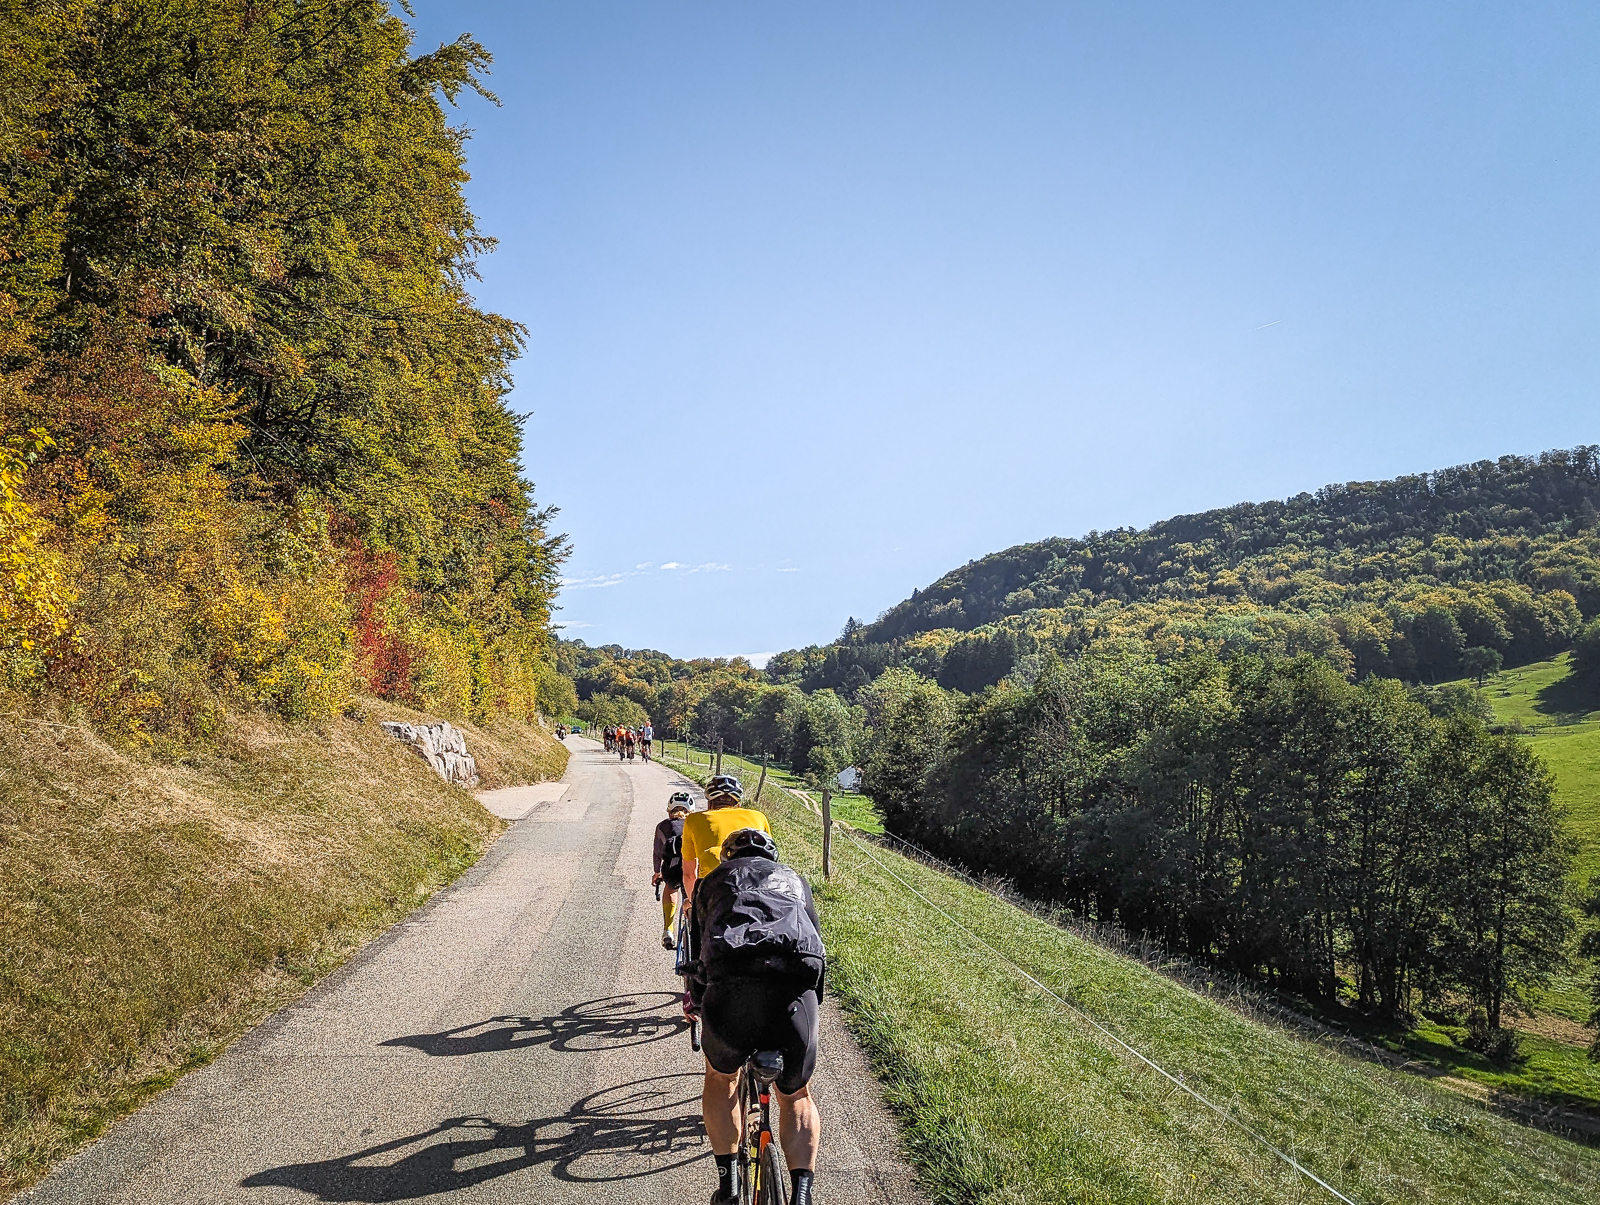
[757,784,1600,1204]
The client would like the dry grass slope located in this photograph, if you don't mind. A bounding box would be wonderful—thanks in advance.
[0,702,566,1197]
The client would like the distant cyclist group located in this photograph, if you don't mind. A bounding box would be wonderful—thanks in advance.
[647,761,825,1205]
[602,723,653,762]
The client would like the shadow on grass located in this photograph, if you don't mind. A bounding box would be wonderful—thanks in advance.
[380,993,687,1056]
[1330,1014,1600,1142]
[240,1074,707,1200]
[1532,670,1600,722]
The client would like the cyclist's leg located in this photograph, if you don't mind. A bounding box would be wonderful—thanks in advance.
[775,1083,819,1175]
[772,985,821,1179]
[662,885,677,933]
[699,980,755,1155]
[701,1060,741,1153]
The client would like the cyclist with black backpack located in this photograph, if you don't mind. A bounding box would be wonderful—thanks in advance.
[688,826,824,1205]
[652,793,692,948]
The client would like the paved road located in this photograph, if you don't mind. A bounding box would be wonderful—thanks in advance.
[17,738,922,1204]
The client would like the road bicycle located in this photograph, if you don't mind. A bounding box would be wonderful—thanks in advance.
[736,1049,789,1204]
[674,901,700,1051]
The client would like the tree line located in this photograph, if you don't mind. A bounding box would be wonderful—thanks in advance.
[0,1,568,737]
[554,639,861,782]
[859,648,1582,1047]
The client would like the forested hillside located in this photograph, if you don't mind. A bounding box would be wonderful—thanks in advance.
[771,447,1600,695]
[0,0,569,739]
[756,448,1600,1064]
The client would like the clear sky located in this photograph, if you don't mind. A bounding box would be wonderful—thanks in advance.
[409,1,1599,661]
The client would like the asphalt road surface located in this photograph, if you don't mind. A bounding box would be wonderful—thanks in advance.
[17,737,923,1205]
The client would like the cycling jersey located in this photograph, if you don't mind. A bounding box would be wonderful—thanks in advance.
[653,815,685,888]
[681,807,772,881]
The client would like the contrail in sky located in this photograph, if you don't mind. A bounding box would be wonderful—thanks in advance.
[1254,320,1281,330]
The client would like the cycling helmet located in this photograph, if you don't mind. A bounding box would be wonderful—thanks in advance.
[721,827,778,862]
[705,774,744,804]
[667,792,691,815]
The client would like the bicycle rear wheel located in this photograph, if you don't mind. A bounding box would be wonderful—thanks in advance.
[759,1137,788,1204]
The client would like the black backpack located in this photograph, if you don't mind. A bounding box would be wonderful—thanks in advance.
[691,856,826,992]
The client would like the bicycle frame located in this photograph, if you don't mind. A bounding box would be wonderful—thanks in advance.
[739,1058,786,1204]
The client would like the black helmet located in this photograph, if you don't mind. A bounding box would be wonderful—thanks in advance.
[722,827,778,862]
[705,774,743,804]
[667,792,691,815]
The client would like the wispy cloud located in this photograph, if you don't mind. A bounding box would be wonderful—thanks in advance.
[556,558,734,592]
[776,567,801,573]
[559,572,629,589]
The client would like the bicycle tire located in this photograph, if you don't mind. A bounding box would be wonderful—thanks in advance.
[759,1136,788,1205]
[738,1071,756,1204]
[690,1015,701,1052]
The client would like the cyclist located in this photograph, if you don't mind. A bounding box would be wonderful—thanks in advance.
[640,721,654,762]
[680,774,770,900]
[688,827,824,1205]
[652,794,692,948]
[603,726,615,753]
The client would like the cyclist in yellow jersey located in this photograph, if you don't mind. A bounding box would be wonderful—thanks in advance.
[681,774,771,899]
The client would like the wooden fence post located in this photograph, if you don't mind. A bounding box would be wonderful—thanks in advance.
[715,738,723,776]
[753,753,768,806]
[821,787,833,880]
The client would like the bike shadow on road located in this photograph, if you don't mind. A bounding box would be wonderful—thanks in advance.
[239,1073,708,1201]
[379,992,687,1056]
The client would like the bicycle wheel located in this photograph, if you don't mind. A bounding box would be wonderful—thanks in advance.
[759,1138,788,1205]
[737,1072,756,1204]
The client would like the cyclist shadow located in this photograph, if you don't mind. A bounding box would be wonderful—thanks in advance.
[240,1073,707,1201]
[380,993,687,1056]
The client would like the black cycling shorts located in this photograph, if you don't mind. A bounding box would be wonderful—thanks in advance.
[699,977,819,1095]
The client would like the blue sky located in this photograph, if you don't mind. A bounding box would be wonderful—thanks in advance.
[409,1,1600,661]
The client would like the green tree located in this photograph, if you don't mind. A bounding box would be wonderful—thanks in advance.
[859,669,954,830]
[1572,617,1600,688]
[1429,723,1576,1034]
[1579,875,1600,1061]
[789,689,860,786]
[1461,645,1503,686]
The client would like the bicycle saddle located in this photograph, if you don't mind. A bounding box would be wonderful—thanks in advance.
[750,1050,784,1086]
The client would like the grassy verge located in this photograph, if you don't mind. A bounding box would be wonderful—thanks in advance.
[751,785,1600,1204]
[0,702,565,1197]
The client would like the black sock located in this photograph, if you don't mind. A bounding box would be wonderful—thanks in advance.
[716,1153,736,1196]
[791,1168,814,1204]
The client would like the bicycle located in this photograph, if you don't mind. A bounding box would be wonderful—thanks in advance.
[675,901,700,1052]
[736,1050,789,1204]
